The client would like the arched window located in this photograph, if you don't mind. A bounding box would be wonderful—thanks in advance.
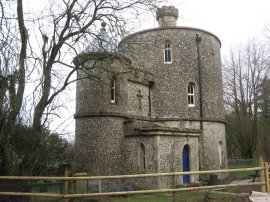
[110,77,116,103]
[137,143,146,173]
[188,83,195,107]
[140,143,146,171]
[218,141,223,166]
[164,42,172,63]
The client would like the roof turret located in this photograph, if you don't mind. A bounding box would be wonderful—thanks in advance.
[83,22,117,52]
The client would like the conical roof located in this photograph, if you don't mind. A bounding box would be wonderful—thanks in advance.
[84,22,117,53]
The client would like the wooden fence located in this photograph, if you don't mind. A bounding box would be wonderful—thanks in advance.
[0,157,269,201]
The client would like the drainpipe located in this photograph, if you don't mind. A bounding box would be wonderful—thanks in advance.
[148,80,155,120]
[196,34,203,130]
[196,33,204,171]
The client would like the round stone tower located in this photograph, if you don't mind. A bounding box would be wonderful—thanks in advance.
[119,6,227,171]
[74,6,227,188]
[74,23,134,177]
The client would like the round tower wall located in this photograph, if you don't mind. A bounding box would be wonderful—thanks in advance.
[119,27,224,122]
[201,122,228,172]
[75,57,150,119]
[75,117,125,176]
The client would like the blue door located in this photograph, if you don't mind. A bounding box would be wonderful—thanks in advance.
[182,145,190,184]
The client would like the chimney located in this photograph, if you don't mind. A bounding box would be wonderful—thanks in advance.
[156,6,178,28]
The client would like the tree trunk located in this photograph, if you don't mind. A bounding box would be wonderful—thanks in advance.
[14,0,27,122]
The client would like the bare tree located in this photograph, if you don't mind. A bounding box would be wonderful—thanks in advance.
[28,0,161,131]
[0,0,27,175]
[0,0,163,175]
[223,39,270,159]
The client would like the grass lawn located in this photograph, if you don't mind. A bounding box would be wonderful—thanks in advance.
[228,160,258,179]
[27,160,259,201]
[25,192,250,202]
[97,192,249,202]
[107,192,205,202]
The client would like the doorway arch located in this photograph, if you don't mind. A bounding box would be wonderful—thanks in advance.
[182,145,190,184]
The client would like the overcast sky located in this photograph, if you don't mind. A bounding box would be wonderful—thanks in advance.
[148,0,270,55]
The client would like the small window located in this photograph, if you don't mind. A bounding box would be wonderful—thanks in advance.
[188,83,195,107]
[218,141,223,166]
[140,143,146,172]
[111,77,116,103]
[137,143,146,173]
[164,42,172,63]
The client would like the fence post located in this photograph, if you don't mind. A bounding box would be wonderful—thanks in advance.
[259,156,266,192]
[264,162,270,193]
[98,179,101,193]
[64,168,69,202]
[172,172,176,202]
[75,173,87,196]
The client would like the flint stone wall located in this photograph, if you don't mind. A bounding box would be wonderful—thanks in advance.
[75,117,125,176]
[201,122,228,172]
[119,27,224,121]
[74,22,228,189]
[75,58,151,119]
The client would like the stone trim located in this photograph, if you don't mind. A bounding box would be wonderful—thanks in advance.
[119,26,221,47]
[127,130,200,137]
[74,112,225,123]
[128,79,150,87]
[129,126,201,137]
[140,127,200,133]
[73,52,132,67]
[74,112,150,120]
[150,118,226,124]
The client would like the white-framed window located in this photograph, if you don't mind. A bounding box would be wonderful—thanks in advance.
[164,42,172,63]
[188,83,195,107]
[110,77,116,103]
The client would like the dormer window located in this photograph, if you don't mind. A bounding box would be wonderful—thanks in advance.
[164,42,172,64]
[188,83,195,107]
